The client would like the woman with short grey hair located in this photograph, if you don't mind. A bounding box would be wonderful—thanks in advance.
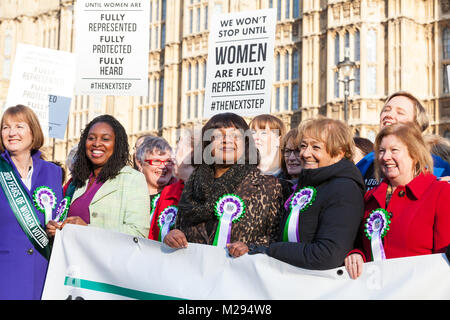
[136,136,175,237]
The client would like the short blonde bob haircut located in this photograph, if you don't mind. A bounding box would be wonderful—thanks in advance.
[374,122,433,181]
[0,104,44,153]
[383,91,429,132]
[298,117,354,161]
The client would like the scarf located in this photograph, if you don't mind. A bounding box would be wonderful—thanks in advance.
[176,163,257,233]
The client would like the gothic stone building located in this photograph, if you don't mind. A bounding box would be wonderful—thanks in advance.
[1,0,450,163]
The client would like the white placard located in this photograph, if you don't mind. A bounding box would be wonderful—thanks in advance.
[74,0,149,96]
[5,44,76,136]
[203,8,276,118]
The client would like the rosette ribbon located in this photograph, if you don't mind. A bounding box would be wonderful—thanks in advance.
[150,194,160,228]
[158,205,178,241]
[213,194,245,248]
[33,186,57,225]
[283,186,317,242]
[54,196,71,222]
[364,208,391,261]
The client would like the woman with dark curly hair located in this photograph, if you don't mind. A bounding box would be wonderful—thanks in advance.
[46,115,150,237]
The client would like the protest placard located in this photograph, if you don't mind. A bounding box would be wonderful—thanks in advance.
[74,0,150,96]
[203,8,276,118]
[48,95,72,140]
[5,43,76,136]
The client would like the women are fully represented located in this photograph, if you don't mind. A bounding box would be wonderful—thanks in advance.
[164,113,284,257]
[250,118,365,270]
[47,115,150,238]
[345,123,450,279]
[0,105,62,300]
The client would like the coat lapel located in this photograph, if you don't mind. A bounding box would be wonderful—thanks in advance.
[89,178,117,206]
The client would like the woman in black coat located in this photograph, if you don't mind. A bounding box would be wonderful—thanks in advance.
[250,118,365,270]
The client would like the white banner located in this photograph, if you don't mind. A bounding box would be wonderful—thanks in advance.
[203,9,276,118]
[5,43,76,136]
[74,0,149,96]
[41,225,450,300]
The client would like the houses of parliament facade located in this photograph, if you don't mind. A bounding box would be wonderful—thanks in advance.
[1,0,450,163]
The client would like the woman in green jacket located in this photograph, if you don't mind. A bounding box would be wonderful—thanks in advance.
[47,115,150,238]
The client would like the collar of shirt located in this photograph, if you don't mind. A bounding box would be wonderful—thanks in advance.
[21,165,33,190]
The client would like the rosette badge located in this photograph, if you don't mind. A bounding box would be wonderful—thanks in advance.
[365,208,391,261]
[213,194,245,248]
[283,186,317,242]
[54,196,71,222]
[149,194,160,226]
[33,186,57,225]
[158,206,178,241]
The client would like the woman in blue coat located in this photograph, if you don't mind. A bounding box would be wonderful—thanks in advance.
[0,105,62,300]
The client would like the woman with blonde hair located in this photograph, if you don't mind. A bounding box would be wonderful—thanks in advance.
[346,123,450,279]
[0,105,63,299]
[249,114,286,177]
[249,117,365,270]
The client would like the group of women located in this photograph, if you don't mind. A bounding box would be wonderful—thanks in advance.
[0,89,449,300]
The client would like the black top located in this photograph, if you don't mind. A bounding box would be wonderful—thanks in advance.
[267,159,365,270]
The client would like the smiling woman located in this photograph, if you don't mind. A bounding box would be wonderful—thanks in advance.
[164,113,284,258]
[0,105,63,299]
[249,117,365,270]
[46,115,150,239]
[345,123,450,280]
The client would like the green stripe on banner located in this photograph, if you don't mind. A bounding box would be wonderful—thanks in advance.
[64,276,183,300]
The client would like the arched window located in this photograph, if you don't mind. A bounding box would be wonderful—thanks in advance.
[334,71,339,98]
[354,29,360,61]
[334,33,340,65]
[367,29,377,62]
[284,53,289,80]
[276,53,281,81]
[443,28,450,59]
[292,50,299,80]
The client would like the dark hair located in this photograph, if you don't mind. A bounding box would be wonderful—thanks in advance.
[71,114,130,188]
[353,137,374,156]
[199,112,259,166]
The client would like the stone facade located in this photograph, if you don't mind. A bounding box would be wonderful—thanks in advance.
[1,0,449,164]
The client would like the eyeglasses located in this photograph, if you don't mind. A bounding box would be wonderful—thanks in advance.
[283,148,300,157]
[143,159,175,167]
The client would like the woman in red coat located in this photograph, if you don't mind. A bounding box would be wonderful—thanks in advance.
[148,133,194,241]
[345,123,450,279]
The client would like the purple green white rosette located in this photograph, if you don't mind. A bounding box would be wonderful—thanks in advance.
[158,205,178,241]
[54,196,71,222]
[364,208,391,261]
[283,186,317,242]
[33,186,57,225]
[213,194,245,248]
[150,193,160,228]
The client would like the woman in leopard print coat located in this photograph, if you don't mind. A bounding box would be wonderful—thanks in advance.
[164,113,285,257]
